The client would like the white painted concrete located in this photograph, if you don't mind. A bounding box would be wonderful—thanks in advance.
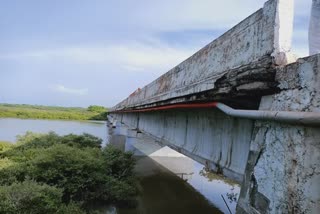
[112,0,295,111]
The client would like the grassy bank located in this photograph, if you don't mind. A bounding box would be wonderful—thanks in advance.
[0,103,108,121]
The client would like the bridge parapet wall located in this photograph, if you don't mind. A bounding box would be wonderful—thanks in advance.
[112,0,294,111]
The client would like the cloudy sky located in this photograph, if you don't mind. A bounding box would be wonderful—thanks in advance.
[0,0,311,107]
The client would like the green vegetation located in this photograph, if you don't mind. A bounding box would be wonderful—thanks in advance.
[87,105,106,113]
[0,141,14,153]
[0,103,108,121]
[0,180,85,214]
[0,132,138,213]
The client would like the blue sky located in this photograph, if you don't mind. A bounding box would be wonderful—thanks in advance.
[0,0,311,107]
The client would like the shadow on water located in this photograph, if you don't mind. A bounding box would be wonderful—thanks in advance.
[106,122,241,214]
[119,156,222,214]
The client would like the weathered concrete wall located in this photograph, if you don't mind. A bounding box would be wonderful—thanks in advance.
[113,109,253,182]
[237,55,320,214]
[112,0,294,111]
[108,1,320,213]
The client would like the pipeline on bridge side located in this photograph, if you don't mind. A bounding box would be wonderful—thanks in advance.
[110,102,320,126]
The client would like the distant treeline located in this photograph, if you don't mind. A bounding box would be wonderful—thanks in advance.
[0,103,108,121]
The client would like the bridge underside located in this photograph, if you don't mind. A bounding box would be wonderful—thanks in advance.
[112,109,253,182]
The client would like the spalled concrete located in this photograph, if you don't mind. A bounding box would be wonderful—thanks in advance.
[237,55,320,214]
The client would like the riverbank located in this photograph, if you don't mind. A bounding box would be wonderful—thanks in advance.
[0,104,107,121]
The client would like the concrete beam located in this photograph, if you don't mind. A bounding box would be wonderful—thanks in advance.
[111,109,254,182]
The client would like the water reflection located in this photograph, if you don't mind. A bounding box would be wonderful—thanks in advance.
[108,123,240,214]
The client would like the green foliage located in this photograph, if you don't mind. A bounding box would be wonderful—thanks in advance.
[61,133,102,148]
[90,112,109,120]
[57,202,86,214]
[24,145,106,203]
[87,105,106,113]
[0,103,108,121]
[0,132,138,213]
[0,142,15,169]
[2,132,102,162]
[16,131,46,145]
[103,146,136,179]
[0,158,14,170]
[0,141,14,153]
[0,180,63,214]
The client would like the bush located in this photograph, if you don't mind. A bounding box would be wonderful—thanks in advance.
[0,180,64,214]
[2,132,102,162]
[25,144,106,203]
[57,203,86,214]
[0,158,14,170]
[103,146,136,179]
[0,141,14,153]
[0,132,138,211]
[61,133,102,148]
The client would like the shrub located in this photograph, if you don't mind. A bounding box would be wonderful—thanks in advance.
[103,145,136,179]
[25,144,106,203]
[61,133,102,148]
[0,132,138,211]
[0,158,14,170]
[2,132,102,161]
[0,141,14,153]
[0,180,64,214]
[16,131,53,146]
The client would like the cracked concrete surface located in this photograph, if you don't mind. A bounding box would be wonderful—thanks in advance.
[237,55,320,214]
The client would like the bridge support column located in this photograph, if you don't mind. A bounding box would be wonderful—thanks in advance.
[237,55,320,213]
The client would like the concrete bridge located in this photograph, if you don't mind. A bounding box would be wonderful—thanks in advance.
[109,0,320,213]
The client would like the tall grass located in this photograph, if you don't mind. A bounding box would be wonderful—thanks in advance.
[0,104,107,121]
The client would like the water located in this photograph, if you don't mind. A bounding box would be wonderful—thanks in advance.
[0,118,107,144]
[0,118,240,214]
[108,123,240,214]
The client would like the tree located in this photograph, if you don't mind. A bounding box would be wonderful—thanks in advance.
[87,105,106,113]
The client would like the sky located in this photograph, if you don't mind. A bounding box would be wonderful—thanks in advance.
[0,0,312,107]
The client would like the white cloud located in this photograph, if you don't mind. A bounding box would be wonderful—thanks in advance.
[0,40,195,73]
[51,84,88,96]
[0,0,312,70]
[125,0,310,33]
[121,0,266,32]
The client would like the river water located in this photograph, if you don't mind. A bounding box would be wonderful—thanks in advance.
[0,118,108,145]
[0,118,240,214]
